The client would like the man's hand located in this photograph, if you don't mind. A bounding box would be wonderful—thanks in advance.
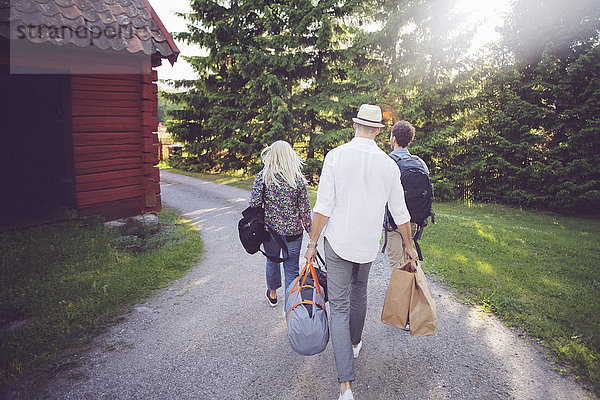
[405,246,418,261]
[304,246,317,261]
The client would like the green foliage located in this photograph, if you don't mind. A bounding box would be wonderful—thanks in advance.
[157,91,180,125]
[302,157,323,185]
[167,152,211,173]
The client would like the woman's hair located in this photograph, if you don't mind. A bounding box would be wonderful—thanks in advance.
[391,120,416,147]
[261,141,306,188]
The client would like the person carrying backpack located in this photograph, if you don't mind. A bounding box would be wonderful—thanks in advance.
[249,141,312,307]
[385,120,434,265]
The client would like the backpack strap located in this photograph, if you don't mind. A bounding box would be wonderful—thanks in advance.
[258,227,290,262]
[389,152,421,165]
[315,250,326,270]
[381,228,388,253]
[413,223,425,261]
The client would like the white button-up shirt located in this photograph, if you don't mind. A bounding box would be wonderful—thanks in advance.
[314,137,411,263]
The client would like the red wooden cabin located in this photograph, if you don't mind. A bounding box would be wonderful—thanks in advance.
[0,0,179,228]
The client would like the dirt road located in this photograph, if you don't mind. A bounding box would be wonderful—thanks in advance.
[41,171,594,399]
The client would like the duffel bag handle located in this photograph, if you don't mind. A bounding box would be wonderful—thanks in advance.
[287,260,325,306]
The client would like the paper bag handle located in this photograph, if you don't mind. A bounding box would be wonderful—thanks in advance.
[398,259,418,272]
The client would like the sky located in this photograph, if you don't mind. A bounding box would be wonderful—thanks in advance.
[147,0,203,88]
[147,0,512,86]
[455,0,512,51]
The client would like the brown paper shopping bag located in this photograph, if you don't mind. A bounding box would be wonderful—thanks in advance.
[408,262,437,337]
[381,262,414,329]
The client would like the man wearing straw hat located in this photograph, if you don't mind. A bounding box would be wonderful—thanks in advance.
[305,104,417,400]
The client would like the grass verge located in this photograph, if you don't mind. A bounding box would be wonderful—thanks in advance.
[421,202,600,393]
[0,207,203,390]
[161,166,600,393]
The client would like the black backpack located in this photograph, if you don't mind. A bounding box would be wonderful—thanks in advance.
[383,154,435,260]
[238,205,269,253]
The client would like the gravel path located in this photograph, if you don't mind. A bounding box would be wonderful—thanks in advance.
[40,171,594,400]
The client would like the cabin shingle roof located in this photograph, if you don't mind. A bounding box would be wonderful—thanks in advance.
[0,0,179,64]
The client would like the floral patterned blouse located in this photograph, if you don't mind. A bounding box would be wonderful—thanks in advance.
[249,170,312,236]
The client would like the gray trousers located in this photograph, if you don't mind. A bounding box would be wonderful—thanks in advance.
[324,238,372,383]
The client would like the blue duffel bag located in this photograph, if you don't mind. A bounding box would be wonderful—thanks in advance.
[285,260,329,356]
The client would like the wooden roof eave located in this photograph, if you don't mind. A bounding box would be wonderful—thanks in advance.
[140,0,180,66]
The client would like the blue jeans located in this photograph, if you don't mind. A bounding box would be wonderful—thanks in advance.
[263,231,303,292]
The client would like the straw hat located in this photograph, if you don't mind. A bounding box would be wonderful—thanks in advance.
[352,104,385,128]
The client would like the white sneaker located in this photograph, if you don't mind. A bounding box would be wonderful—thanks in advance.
[352,340,362,359]
[338,389,354,400]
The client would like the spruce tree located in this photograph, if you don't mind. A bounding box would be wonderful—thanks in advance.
[165,0,376,175]
[473,0,600,212]
[366,0,479,198]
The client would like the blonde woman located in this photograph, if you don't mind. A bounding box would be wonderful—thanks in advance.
[249,141,312,307]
